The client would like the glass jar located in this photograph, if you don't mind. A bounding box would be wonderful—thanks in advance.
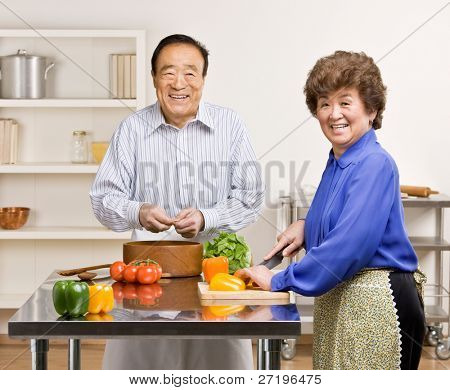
[71,130,88,164]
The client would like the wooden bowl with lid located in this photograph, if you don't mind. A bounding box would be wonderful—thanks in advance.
[123,241,203,277]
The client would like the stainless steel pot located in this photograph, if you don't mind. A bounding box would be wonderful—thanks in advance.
[0,49,55,99]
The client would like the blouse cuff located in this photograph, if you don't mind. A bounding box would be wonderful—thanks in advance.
[271,269,288,291]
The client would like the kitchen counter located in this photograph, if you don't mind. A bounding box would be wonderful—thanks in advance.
[8,271,301,370]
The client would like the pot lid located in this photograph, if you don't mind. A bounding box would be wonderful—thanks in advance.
[2,49,45,59]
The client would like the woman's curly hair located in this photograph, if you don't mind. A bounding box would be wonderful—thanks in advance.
[304,51,387,129]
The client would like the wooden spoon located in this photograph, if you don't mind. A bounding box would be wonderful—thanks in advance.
[57,263,111,277]
[77,271,97,281]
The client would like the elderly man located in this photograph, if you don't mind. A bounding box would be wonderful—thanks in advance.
[90,34,263,370]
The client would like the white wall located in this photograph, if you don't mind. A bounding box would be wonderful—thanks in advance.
[1,0,449,329]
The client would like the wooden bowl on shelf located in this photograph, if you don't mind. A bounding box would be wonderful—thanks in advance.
[0,207,30,229]
[123,241,203,277]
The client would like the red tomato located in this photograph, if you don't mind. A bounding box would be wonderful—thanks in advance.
[153,262,162,280]
[151,282,163,298]
[112,282,125,302]
[136,266,157,284]
[110,261,126,281]
[123,265,139,283]
[122,283,138,299]
[137,285,156,305]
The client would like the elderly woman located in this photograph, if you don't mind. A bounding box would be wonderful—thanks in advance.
[236,51,426,370]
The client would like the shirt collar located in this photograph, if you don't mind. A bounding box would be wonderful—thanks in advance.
[329,128,377,168]
[148,100,215,133]
[196,100,215,130]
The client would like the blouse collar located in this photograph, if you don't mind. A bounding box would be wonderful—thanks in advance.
[329,128,377,168]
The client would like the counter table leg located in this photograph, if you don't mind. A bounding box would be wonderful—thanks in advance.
[68,338,81,370]
[257,339,281,370]
[31,339,49,370]
[257,339,265,369]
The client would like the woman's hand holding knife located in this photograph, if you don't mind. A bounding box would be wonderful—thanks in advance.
[264,219,306,259]
[235,220,306,291]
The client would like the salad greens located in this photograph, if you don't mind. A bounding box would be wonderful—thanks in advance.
[203,232,251,274]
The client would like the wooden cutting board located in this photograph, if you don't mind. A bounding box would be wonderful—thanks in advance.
[198,282,291,301]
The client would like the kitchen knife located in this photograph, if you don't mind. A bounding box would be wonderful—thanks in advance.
[260,249,285,270]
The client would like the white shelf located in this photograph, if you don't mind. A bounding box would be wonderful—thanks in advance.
[0,163,100,174]
[0,294,31,309]
[0,29,145,38]
[425,304,449,323]
[0,227,131,240]
[0,99,137,108]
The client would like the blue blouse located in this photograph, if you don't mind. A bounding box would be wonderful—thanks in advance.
[271,129,418,297]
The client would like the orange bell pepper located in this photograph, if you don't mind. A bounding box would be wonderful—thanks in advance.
[202,256,229,283]
[209,273,246,291]
[88,284,114,314]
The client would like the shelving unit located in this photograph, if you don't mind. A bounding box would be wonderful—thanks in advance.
[402,194,450,359]
[0,29,146,316]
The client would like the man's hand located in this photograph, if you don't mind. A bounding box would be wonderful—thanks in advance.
[263,219,305,260]
[173,208,205,238]
[235,265,274,291]
[139,204,174,233]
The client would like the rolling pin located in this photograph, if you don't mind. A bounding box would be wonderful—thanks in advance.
[400,185,439,198]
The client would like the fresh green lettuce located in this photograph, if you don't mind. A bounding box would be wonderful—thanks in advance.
[203,232,251,274]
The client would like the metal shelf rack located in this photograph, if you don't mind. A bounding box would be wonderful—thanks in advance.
[402,195,450,359]
[278,194,450,360]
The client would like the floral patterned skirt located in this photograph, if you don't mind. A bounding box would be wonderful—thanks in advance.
[313,268,426,370]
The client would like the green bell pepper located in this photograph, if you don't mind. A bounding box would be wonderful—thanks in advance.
[53,280,70,315]
[52,280,89,317]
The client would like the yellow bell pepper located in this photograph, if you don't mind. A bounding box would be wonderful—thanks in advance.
[101,285,114,312]
[208,305,245,317]
[209,273,246,291]
[86,313,114,321]
[88,284,114,314]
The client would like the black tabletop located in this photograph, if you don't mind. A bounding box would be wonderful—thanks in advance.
[8,271,301,340]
